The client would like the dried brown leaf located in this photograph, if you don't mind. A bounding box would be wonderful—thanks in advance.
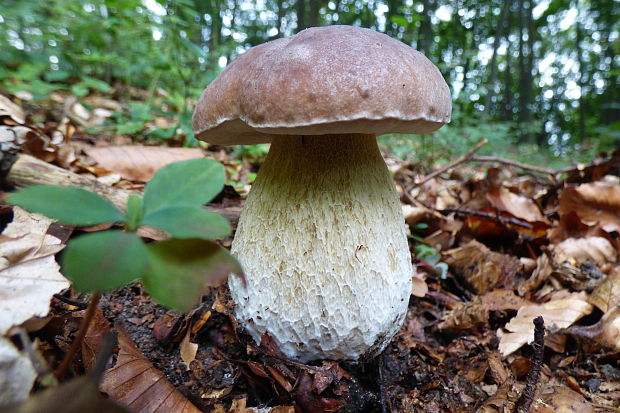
[445,239,521,294]
[438,296,489,331]
[559,182,620,233]
[180,328,198,371]
[487,186,545,222]
[0,94,26,124]
[84,146,204,182]
[498,292,593,356]
[100,325,201,413]
[82,309,111,372]
[568,306,620,352]
[0,207,69,335]
[553,236,617,267]
[589,268,620,313]
[530,385,593,413]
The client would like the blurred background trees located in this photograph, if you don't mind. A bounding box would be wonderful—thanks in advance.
[0,0,618,164]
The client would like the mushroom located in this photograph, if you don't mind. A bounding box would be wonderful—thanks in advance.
[192,25,451,362]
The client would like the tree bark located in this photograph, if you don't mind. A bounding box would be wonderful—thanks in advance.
[417,0,434,56]
[295,0,306,32]
[501,8,514,121]
[484,0,512,113]
[576,19,586,142]
[308,0,321,27]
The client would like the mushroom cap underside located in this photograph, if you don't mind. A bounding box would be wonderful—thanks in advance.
[193,25,452,145]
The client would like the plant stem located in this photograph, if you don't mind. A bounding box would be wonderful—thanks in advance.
[412,138,488,188]
[516,316,545,413]
[55,292,102,381]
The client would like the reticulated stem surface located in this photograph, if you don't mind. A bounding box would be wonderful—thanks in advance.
[229,134,412,361]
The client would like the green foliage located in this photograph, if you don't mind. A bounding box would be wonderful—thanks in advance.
[142,207,231,239]
[144,238,244,312]
[8,158,243,311]
[414,244,448,279]
[142,158,224,215]
[63,231,148,292]
[6,186,124,226]
[1,0,616,157]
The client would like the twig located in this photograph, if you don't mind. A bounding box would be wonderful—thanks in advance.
[440,208,533,229]
[516,316,545,413]
[377,352,388,413]
[412,139,488,188]
[55,292,102,381]
[469,156,555,176]
[53,293,89,310]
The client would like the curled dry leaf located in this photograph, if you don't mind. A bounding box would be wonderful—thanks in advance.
[486,186,545,223]
[498,292,593,357]
[0,337,37,407]
[588,268,620,313]
[444,239,521,294]
[411,269,428,298]
[82,309,112,372]
[553,237,617,268]
[180,328,198,371]
[228,399,294,413]
[530,385,593,413]
[568,307,620,352]
[475,378,520,413]
[439,290,526,331]
[100,325,201,413]
[559,182,620,233]
[0,207,69,335]
[439,296,490,331]
[0,94,26,124]
[84,146,204,182]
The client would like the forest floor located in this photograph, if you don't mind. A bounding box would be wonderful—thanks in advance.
[1,89,619,413]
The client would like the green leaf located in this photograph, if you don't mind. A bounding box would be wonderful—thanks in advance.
[390,15,409,27]
[125,194,143,232]
[143,239,244,311]
[142,158,224,215]
[115,122,144,135]
[142,206,231,239]
[81,76,112,92]
[62,231,148,292]
[7,185,124,225]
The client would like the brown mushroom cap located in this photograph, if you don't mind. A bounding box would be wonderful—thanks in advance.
[192,25,452,145]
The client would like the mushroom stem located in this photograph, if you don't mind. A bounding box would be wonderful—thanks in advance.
[229,134,413,362]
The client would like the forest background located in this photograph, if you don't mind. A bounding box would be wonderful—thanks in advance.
[0,0,618,166]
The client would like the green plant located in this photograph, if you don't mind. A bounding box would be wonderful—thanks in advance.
[409,223,448,279]
[414,244,449,279]
[7,158,243,312]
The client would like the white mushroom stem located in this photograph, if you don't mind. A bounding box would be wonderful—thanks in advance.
[229,134,413,362]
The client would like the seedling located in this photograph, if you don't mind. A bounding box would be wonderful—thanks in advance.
[7,158,244,312]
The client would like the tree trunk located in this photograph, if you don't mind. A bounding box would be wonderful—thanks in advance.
[295,0,306,32]
[418,0,434,56]
[277,0,286,36]
[308,0,321,27]
[576,19,586,142]
[484,0,511,113]
[517,0,533,143]
[501,8,514,122]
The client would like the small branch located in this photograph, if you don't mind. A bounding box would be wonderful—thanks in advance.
[441,208,533,229]
[55,292,102,381]
[469,156,555,176]
[53,293,89,310]
[413,139,488,188]
[377,352,388,413]
[516,316,545,413]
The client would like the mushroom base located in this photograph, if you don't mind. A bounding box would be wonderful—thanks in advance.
[229,134,413,362]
